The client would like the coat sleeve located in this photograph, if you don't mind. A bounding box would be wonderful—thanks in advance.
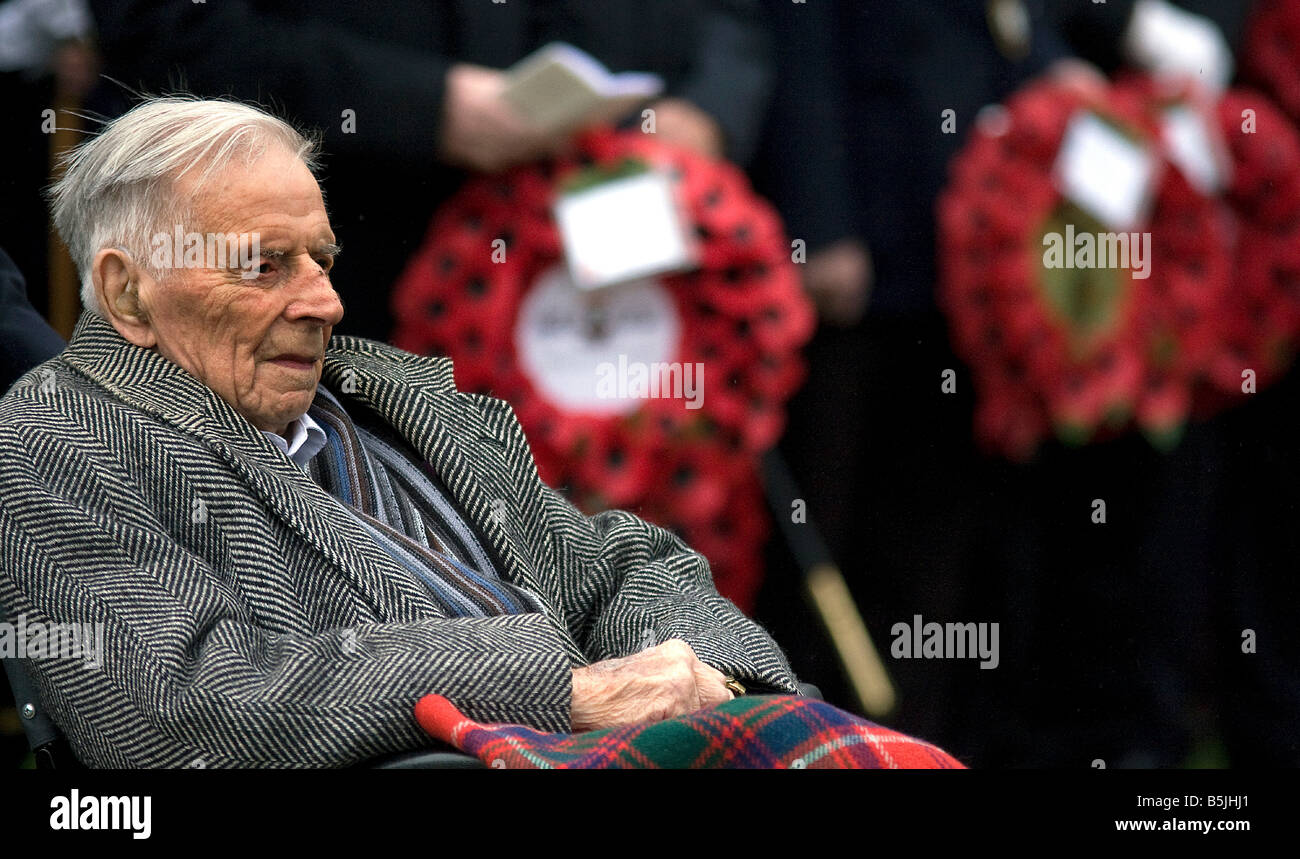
[749,0,858,253]
[0,404,576,768]
[472,392,801,695]
[0,248,64,393]
[541,485,801,694]
[671,0,775,167]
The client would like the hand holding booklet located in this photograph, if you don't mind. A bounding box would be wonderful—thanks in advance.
[503,42,664,134]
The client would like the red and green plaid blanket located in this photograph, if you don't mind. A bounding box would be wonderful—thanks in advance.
[414,693,966,769]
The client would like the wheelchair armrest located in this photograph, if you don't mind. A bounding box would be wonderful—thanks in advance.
[369,748,485,769]
[797,682,823,700]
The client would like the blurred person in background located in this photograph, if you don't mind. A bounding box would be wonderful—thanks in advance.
[750,0,1278,767]
[751,0,1074,764]
[0,0,95,321]
[86,0,773,342]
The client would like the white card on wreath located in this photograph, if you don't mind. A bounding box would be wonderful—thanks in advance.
[1053,111,1160,231]
[1162,104,1230,195]
[554,170,697,292]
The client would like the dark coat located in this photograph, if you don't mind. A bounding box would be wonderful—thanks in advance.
[0,248,64,393]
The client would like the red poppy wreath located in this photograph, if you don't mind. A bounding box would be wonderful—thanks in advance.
[937,67,1300,459]
[1241,0,1300,125]
[1113,76,1300,415]
[390,128,814,610]
[942,76,1189,459]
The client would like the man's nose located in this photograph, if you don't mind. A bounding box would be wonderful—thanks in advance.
[286,255,345,326]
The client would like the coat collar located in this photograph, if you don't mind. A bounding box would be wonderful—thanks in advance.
[60,312,583,660]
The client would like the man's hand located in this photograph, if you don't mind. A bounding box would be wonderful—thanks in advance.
[648,97,726,160]
[1046,57,1109,103]
[570,639,733,731]
[804,238,873,327]
[439,64,568,173]
[53,40,98,100]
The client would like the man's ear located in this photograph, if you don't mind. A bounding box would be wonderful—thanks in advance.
[93,248,156,348]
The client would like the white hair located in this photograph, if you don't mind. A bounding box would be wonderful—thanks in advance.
[48,96,320,317]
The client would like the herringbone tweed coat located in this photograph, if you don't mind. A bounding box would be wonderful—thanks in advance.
[0,311,799,768]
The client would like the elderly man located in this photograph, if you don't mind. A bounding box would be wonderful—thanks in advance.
[0,96,805,768]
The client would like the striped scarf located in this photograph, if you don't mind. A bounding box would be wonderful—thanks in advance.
[304,388,542,617]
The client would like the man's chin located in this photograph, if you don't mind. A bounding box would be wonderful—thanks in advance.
[252,391,319,432]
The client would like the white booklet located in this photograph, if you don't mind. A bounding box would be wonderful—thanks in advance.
[503,42,664,134]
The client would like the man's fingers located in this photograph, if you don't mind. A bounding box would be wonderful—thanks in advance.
[660,639,730,707]
[572,639,738,730]
[693,661,731,707]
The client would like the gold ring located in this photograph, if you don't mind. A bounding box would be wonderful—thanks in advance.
[723,676,746,697]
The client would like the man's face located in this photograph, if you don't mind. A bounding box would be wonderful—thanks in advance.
[134,147,343,435]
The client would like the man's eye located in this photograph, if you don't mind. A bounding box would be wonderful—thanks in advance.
[248,260,282,282]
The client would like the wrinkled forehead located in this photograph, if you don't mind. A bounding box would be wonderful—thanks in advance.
[178,146,330,231]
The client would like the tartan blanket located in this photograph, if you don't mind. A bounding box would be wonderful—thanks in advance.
[414,693,966,769]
